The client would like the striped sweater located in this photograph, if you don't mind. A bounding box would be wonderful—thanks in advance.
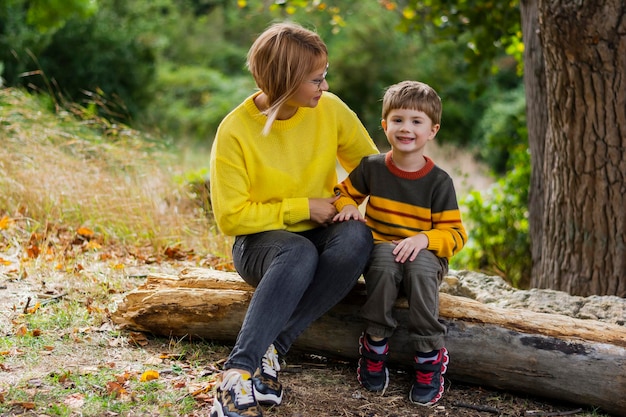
[334,151,467,260]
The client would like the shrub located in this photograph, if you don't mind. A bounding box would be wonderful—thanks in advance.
[453,147,531,288]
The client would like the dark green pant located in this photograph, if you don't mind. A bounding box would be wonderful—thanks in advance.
[361,243,448,353]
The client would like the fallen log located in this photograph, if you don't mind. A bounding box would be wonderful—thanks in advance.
[111,268,626,416]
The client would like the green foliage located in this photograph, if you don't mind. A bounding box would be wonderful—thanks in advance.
[451,83,529,287]
[475,84,527,173]
[31,3,157,119]
[140,64,255,144]
[398,0,523,80]
[453,146,531,288]
[0,0,97,85]
[26,0,97,31]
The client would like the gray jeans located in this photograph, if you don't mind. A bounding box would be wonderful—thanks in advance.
[361,243,448,353]
[225,220,373,374]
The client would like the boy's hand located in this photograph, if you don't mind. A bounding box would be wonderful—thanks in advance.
[333,205,365,223]
[309,196,340,226]
[392,234,429,263]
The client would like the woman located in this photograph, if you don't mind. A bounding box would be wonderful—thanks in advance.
[209,21,379,417]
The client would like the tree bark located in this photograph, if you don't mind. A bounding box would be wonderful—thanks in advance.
[111,268,626,416]
[535,0,626,296]
[520,0,548,285]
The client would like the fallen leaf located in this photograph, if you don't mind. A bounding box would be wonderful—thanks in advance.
[26,303,41,314]
[114,371,134,383]
[79,366,98,375]
[15,325,28,336]
[190,381,216,396]
[26,244,40,258]
[128,332,149,347]
[85,241,101,250]
[106,381,127,398]
[193,393,213,403]
[11,401,35,409]
[0,215,12,230]
[64,393,85,409]
[77,227,94,238]
[140,370,159,382]
[57,371,71,383]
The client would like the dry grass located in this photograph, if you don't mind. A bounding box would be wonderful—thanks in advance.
[0,87,230,258]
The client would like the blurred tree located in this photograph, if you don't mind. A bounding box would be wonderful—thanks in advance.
[0,0,97,86]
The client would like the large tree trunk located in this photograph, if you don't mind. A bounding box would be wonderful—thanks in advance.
[520,0,548,285]
[534,0,626,296]
[111,268,626,416]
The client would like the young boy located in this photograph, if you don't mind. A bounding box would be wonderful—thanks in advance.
[333,80,467,406]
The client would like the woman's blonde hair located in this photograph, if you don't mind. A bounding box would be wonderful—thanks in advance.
[247,22,328,135]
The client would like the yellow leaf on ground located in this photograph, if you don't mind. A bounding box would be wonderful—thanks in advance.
[85,240,101,250]
[0,216,11,230]
[77,227,94,237]
[26,303,41,314]
[140,369,159,382]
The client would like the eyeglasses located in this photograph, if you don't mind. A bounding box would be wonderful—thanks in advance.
[306,66,328,89]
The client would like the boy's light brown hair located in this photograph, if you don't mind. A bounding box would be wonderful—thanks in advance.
[381,80,442,126]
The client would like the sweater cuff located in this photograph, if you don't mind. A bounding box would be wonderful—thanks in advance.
[334,196,358,212]
[424,231,443,253]
[284,197,310,225]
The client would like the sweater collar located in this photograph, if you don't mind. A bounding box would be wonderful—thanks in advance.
[244,91,307,131]
[384,151,434,179]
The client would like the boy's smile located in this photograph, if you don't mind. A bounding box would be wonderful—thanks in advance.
[382,108,440,157]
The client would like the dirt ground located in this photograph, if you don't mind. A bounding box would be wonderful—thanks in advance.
[0,254,614,417]
[244,349,600,417]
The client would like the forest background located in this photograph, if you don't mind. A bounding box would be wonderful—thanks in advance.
[1,0,529,287]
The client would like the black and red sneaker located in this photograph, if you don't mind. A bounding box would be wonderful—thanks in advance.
[409,347,449,406]
[356,333,389,392]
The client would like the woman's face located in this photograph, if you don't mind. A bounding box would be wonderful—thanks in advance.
[286,62,329,109]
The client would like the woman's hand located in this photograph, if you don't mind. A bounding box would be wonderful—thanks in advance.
[309,196,339,226]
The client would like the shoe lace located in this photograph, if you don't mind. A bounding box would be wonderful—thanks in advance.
[365,358,384,373]
[221,372,255,406]
[414,354,440,385]
[261,344,280,378]
[416,370,435,385]
[362,339,388,373]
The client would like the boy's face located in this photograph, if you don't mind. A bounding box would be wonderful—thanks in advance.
[382,108,439,156]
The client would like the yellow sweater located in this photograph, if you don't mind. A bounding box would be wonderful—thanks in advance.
[210,91,379,236]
